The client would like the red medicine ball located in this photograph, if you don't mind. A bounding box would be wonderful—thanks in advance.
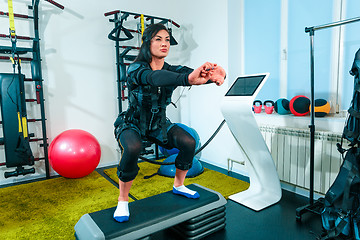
[290,95,310,116]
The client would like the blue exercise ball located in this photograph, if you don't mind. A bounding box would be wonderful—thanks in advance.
[274,98,290,115]
[158,123,201,157]
[158,153,204,178]
[158,146,179,156]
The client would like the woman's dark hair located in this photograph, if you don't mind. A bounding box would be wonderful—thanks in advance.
[135,23,169,63]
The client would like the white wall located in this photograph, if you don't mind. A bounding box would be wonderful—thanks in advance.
[0,0,232,184]
[173,2,233,172]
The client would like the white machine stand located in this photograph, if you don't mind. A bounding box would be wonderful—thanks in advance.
[221,73,281,211]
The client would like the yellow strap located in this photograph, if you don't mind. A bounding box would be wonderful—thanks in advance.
[22,117,28,138]
[17,113,28,138]
[140,14,144,43]
[17,112,22,133]
[8,0,16,37]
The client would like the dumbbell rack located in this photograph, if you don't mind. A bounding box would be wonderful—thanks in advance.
[0,0,64,179]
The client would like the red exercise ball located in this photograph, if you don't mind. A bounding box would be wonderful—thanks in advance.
[290,95,310,116]
[49,129,101,178]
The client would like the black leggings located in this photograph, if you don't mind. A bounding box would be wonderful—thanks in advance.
[116,125,196,182]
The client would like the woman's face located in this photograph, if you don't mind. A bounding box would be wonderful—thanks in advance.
[150,29,170,59]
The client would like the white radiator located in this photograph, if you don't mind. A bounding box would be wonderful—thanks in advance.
[259,125,347,195]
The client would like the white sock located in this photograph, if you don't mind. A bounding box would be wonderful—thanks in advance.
[173,185,197,195]
[113,201,129,222]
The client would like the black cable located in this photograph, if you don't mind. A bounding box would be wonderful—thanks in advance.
[171,86,189,108]
[7,54,21,112]
[139,155,174,165]
[139,119,226,165]
[194,119,226,155]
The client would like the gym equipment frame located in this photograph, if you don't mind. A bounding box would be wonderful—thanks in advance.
[0,0,64,178]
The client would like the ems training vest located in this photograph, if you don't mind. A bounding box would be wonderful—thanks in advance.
[124,61,193,137]
[343,48,360,145]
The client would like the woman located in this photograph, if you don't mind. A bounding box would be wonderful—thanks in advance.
[113,23,226,222]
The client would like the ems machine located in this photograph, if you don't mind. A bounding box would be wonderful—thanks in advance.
[221,73,282,211]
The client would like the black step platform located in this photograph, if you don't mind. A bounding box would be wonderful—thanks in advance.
[74,184,227,240]
[170,206,226,240]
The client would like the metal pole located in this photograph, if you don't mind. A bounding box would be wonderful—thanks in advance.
[33,0,50,179]
[114,12,122,114]
[309,29,315,205]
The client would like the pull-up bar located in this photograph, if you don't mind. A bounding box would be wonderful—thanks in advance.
[44,0,64,10]
[296,15,360,222]
[0,34,34,40]
[104,10,180,28]
[0,11,33,19]
[0,0,64,20]
[306,16,360,33]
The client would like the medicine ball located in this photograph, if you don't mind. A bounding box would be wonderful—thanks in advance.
[274,98,290,115]
[310,99,330,117]
[290,95,310,116]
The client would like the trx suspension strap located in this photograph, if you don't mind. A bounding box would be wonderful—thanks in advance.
[8,0,17,68]
[140,14,145,43]
[107,12,133,41]
[6,0,34,167]
[8,0,16,38]
[8,0,23,137]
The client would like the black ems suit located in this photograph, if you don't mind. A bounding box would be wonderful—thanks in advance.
[114,61,196,182]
